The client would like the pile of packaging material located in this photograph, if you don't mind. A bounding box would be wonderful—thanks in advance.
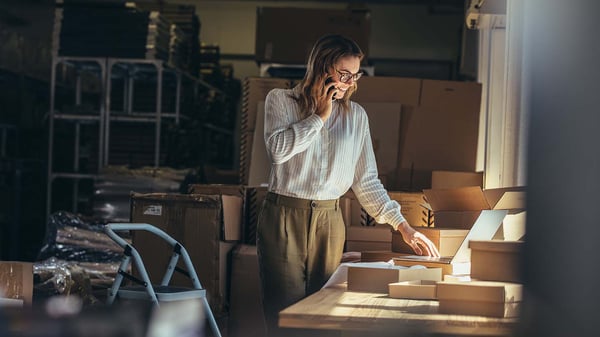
[35,211,127,304]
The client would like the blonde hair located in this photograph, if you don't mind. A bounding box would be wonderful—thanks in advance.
[294,34,364,116]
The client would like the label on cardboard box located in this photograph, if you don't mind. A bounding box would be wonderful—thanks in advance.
[143,205,162,216]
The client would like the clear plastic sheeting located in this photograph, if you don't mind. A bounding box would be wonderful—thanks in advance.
[37,211,126,263]
[35,212,127,304]
[33,258,103,306]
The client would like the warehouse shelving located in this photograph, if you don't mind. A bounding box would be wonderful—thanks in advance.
[46,56,107,216]
[46,55,221,217]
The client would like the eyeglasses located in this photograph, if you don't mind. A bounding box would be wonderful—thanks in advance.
[335,69,363,83]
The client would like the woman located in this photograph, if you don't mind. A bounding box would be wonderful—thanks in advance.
[256,34,440,337]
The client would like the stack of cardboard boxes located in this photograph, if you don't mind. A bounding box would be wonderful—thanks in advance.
[436,239,524,317]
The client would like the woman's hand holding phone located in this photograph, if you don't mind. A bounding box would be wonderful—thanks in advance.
[316,77,337,122]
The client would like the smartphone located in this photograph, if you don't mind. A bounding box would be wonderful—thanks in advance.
[325,77,336,100]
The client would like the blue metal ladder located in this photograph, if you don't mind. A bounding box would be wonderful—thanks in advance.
[104,223,222,337]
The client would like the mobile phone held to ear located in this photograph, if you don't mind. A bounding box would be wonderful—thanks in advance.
[325,77,336,100]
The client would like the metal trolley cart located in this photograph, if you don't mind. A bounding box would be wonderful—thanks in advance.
[104,223,222,337]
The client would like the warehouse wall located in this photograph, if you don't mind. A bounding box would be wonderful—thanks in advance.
[187,0,466,79]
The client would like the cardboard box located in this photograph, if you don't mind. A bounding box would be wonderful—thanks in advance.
[392,227,469,256]
[0,262,33,306]
[255,7,371,64]
[389,192,429,228]
[345,226,391,252]
[340,190,361,227]
[241,77,291,134]
[393,167,434,192]
[436,281,522,317]
[351,77,421,106]
[483,186,527,213]
[130,193,242,315]
[359,191,430,228]
[444,274,471,282]
[359,102,402,177]
[388,280,437,300]
[347,264,441,293]
[359,251,404,263]
[423,186,526,229]
[400,80,482,172]
[188,184,269,244]
[423,186,489,229]
[240,77,291,185]
[393,210,507,276]
[228,245,266,337]
[469,240,523,282]
[431,170,484,189]
[352,77,421,190]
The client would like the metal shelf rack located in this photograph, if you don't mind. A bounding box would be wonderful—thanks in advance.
[46,55,220,217]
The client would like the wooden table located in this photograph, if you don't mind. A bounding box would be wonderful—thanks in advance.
[279,284,519,336]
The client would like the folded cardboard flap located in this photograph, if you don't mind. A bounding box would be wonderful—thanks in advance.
[424,186,490,212]
[423,186,526,229]
[484,187,527,213]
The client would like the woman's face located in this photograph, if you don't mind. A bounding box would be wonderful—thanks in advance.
[330,55,361,99]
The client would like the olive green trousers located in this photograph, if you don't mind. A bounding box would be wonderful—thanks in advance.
[257,192,345,337]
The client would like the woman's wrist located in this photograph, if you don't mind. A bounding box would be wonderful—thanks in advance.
[395,220,413,235]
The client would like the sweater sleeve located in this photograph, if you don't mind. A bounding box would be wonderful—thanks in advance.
[263,89,324,164]
[351,106,406,230]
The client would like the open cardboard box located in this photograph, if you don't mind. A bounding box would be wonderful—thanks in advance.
[393,210,507,276]
[422,186,526,230]
[388,280,437,300]
[347,264,441,293]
